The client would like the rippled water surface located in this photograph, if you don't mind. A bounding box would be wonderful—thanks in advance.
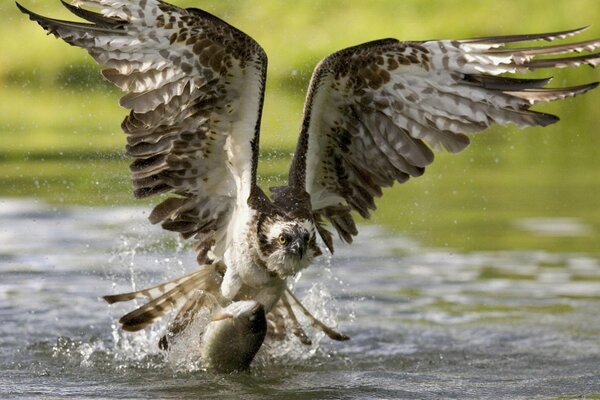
[1,198,600,399]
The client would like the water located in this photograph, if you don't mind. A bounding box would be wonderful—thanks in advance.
[1,198,600,399]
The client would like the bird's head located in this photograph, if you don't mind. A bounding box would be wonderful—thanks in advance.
[257,216,322,278]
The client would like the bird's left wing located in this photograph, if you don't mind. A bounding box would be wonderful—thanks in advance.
[288,28,600,251]
[18,0,268,260]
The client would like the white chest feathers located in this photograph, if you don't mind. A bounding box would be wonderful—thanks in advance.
[259,218,318,277]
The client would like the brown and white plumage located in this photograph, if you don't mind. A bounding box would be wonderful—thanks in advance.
[102,263,223,332]
[289,28,600,245]
[18,0,332,345]
[19,0,267,254]
[19,0,599,358]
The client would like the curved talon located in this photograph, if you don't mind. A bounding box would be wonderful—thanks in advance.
[285,288,350,342]
[281,295,312,345]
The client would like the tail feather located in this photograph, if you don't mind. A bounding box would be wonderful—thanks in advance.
[159,291,219,350]
[103,267,218,304]
[118,283,197,332]
[104,264,223,332]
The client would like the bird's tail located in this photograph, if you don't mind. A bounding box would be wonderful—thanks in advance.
[103,263,223,332]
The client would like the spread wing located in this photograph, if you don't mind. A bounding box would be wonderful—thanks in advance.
[19,0,268,261]
[289,27,600,249]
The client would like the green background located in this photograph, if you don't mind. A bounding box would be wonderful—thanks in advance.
[1,0,599,253]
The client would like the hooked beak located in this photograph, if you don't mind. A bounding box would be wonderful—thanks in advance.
[290,237,307,259]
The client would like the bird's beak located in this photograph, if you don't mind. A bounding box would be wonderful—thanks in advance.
[290,237,306,259]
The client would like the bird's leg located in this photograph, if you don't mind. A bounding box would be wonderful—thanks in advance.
[266,307,287,341]
[285,288,350,341]
[280,294,312,345]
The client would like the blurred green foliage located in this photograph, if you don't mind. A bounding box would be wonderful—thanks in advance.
[1,0,599,253]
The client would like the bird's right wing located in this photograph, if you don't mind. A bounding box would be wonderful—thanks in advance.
[18,0,269,262]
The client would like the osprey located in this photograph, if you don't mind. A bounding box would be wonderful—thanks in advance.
[19,0,600,352]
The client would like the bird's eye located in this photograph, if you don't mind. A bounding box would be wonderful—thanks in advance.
[278,235,287,245]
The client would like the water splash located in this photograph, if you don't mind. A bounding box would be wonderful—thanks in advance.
[51,337,109,368]
[97,217,351,372]
[162,310,212,372]
[3,201,600,398]
[256,263,352,366]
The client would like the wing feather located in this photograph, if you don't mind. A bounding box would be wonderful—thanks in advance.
[290,28,599,247]
[19,0,268,260]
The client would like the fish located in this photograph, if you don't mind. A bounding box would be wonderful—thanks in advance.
[201,300,267,373]
[101,264,346,372]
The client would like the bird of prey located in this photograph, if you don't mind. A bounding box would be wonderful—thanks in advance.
[19,0,600,355]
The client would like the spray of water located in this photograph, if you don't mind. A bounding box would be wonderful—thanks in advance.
[69,226,353,373]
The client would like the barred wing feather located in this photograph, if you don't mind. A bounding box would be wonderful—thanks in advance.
[18,0,268,260]
[289,28,600,248]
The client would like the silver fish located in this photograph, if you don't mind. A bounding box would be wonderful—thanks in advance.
[201,300,267,373]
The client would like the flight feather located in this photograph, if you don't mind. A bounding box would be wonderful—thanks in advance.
[18,0,268,261]
[289,28,600,247]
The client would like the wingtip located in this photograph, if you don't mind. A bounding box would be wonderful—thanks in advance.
[578,25,592,33]
[571,81,600,96]
[547,25,590,40]
[58,0,83,15]
[546,25,590,38]
[60,0,76,13]
[543,114,560,127]
[15,1,31,16]
[578,81,600,96]
[102,294,120,304]
[15,1,51,27]
[59,0,124,28]
[466,25,594,45]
